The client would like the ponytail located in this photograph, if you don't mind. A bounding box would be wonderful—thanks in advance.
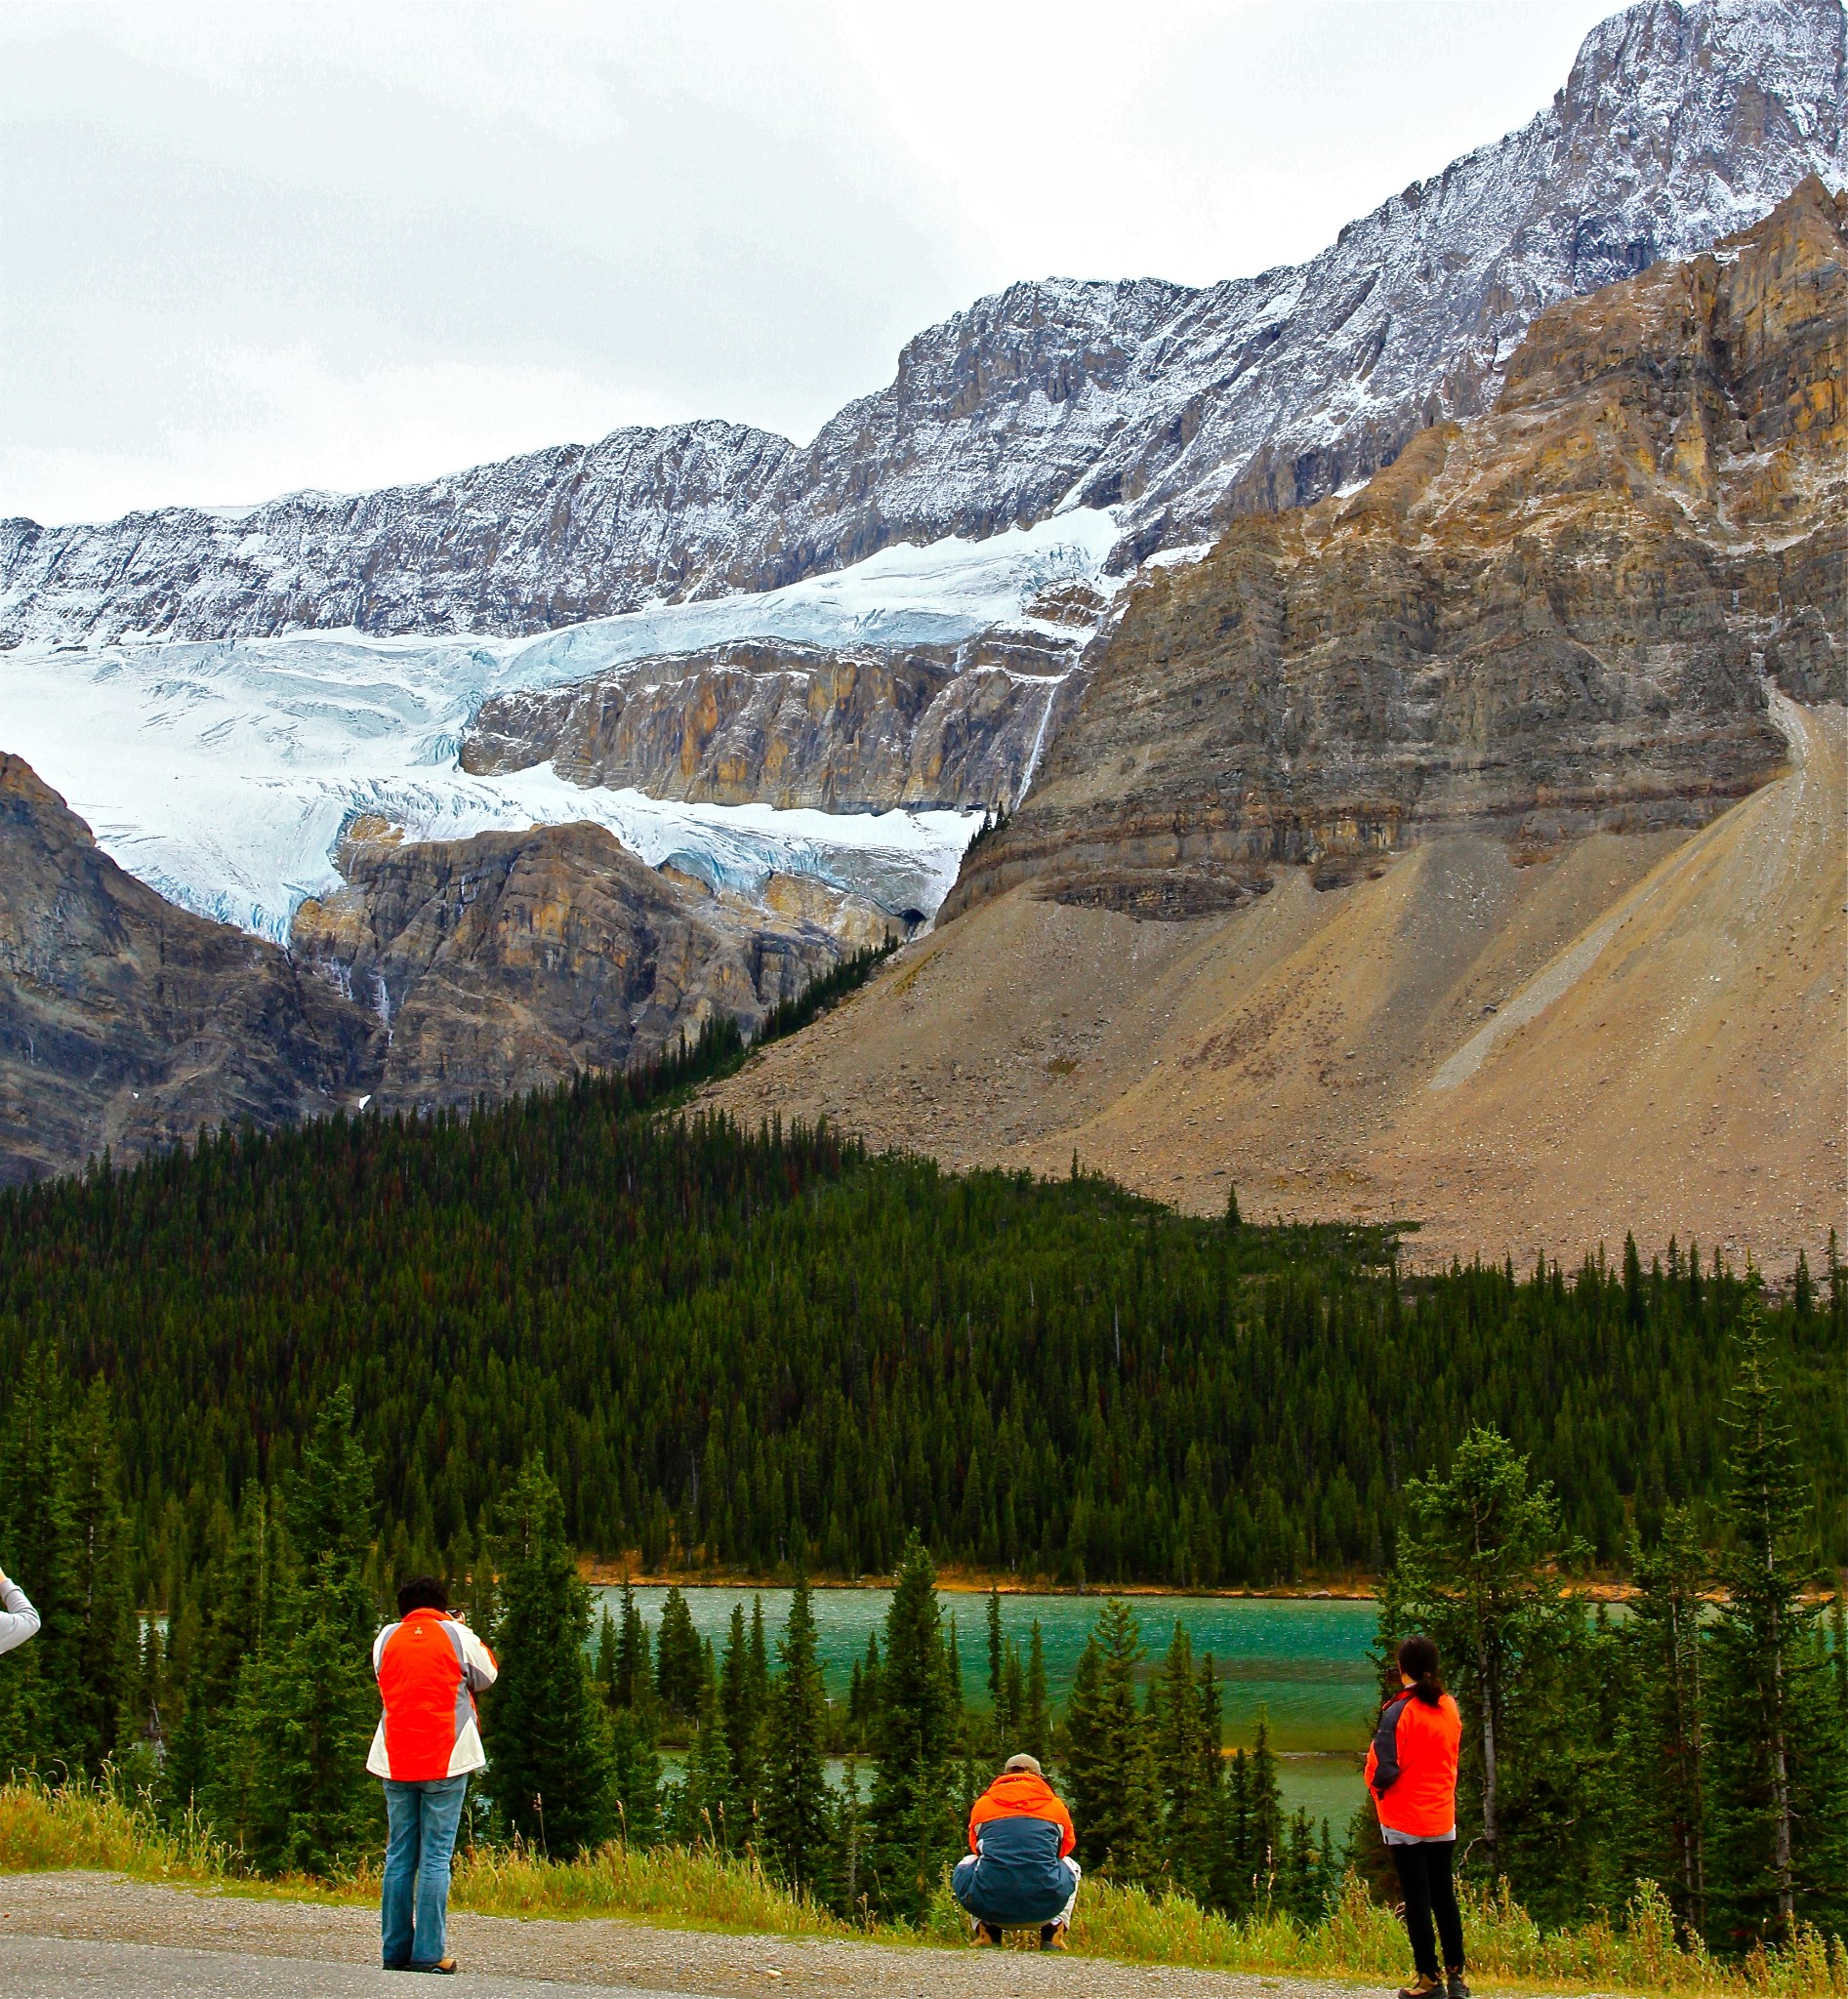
[1396,1633,1444,1706]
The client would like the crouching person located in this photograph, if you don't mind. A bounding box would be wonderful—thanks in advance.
[370,1576,498,1976]
[954,1753,1081,1951]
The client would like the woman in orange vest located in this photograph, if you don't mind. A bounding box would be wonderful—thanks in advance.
[1364,1635,1467,1999]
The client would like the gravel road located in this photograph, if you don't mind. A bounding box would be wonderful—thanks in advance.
[0,1872,1373,1999]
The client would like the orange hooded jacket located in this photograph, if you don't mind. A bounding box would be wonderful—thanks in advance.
[967,1769,1076,1857]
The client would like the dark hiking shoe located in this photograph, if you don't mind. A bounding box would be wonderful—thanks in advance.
[973,1922,1004,1946]
[1447,1974,1470,1999]
[1041,1923,1068,1951]
[1396,1979,1442,1999]
[409,1961,458,1976]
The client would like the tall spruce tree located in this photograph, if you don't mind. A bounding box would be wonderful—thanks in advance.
[1392,1426,1577,1881]
[1211,1720,1284,1919]
[614,1578,653,1717]
[1617,1507,1710,1935]
[1704,1318,1848,1947]
[762,1568,830,1892]
[719,1600,764,1847]
[608,1708,660,1848]
[654,1586,705,1729]
[864,1534,957,1921]
[484,1457,613,1857]
[1061,1597,1159,1882]
[52,1381,136,1777]
[236,1386,381,1875]
[1148,1623,1220,1897]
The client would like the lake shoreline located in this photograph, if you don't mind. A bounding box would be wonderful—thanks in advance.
[581,1566,1381,1601]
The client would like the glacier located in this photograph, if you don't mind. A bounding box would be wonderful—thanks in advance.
[0,512,1119,939]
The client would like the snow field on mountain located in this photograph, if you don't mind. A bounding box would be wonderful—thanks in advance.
[0,512,1119,938]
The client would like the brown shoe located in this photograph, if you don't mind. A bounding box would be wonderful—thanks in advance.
[1397,1979,1442,1999]
[972,1923,1004,1946]
[1041,1922,1068,1951]
[410,1961,458,1976]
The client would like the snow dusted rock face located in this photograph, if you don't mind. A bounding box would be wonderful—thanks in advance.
[944,180,1847,919]
[288,820,863,1118]
[0,422,793,648]
[461,632,1079,816]
[2,0,1841,648]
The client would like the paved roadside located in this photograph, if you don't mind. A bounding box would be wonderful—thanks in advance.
[0,1872,1373,1999]
[0,1934,681,1998]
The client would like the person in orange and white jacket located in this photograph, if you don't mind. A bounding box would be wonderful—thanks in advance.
[1366,1634,1468,1999]
[368,1576,497,1976]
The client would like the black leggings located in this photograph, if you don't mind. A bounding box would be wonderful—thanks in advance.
[1390,1838,1464,1979]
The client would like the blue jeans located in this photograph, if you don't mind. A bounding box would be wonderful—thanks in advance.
[382,1774,470,1968]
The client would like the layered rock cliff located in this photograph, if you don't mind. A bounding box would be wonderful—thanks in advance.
[0,755,381,1184]
[459,631,1076,813]
[289,822,876,1116]
[0,749,891,1177]
[4,0,1840,647]
[943,178,1846,919]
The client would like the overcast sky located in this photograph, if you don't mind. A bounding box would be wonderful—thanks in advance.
[1,0,1623,526]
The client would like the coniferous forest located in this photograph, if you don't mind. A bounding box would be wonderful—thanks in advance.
[0,1049,1843,1953]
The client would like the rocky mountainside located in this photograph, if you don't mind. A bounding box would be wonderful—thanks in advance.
[4,0,1840,648]
[944,178,1846,919]
[288,821,875,1118]
[0,753,882,1179]
[0,755,381,1184]
[459,629,1080,814]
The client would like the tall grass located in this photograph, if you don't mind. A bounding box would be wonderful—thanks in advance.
[2,1782,1843,1997]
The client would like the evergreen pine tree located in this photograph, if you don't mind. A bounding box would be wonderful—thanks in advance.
[719,1600,764,1848]
[1148,1623,1219,1897]
[615,1578,652,1717]
[678,1669,727,1847]
[762,1567,830,1891]
[1279,1807,1323,1923]
[1617,1506,1710,1936]
[237,1386,382,1875]
[1705,1317,1848,1946]
[864,1534,957,1921]
[608,1707,660,1848]
[654,1585,705,1730]
[1392,1426,1576,1881]
[594,1604,619,1704]
[52,1381,136,1777]
[1060,1597,1158,1882]
[482,1456,613,1857]
[1248,1712,1284,1910]
[1212,1744,1255,1917]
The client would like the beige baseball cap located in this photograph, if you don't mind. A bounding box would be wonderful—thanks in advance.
[1004,1753,1044,1776]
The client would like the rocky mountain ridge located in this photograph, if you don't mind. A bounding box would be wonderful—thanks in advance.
[943,176,1846,919]
[0,755,882,1180]
[4,0,1840,649]
[458,629,1079,815]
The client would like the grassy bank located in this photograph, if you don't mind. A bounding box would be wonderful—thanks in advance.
[1,1783,1843,1996]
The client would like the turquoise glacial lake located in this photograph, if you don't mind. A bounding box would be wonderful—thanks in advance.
[593,1586,1380,1830]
